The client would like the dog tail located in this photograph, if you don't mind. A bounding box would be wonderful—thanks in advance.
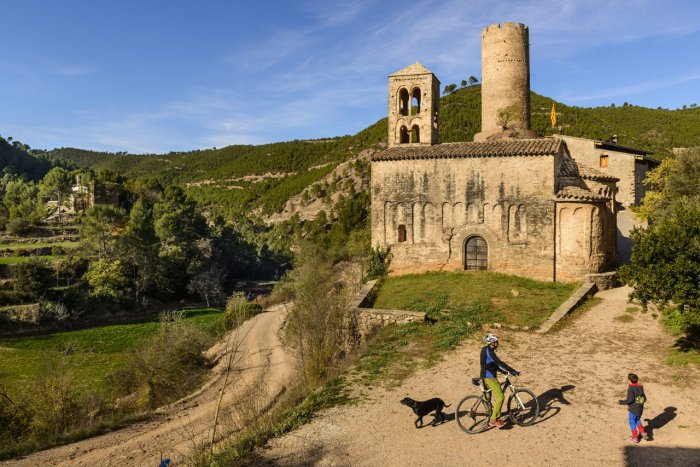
[444,403,452,408]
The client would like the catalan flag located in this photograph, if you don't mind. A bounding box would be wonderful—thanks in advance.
[550,103,557,128]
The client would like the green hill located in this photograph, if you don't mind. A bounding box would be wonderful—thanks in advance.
[0,135,52,181]
[41,87,700,220]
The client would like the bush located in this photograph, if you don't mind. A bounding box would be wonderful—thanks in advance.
[0,385,30,450]
[7,218,32,235]
[28,357,82,438]
[216,292,263,334]
[367,245,392,280]
[109,311,212,408]
[13,258,53,301]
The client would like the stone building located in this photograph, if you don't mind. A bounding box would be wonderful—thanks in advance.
[370,23,620,282]
[554,135,658,208]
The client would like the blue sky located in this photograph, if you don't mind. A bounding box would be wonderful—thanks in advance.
[2,0,700,154]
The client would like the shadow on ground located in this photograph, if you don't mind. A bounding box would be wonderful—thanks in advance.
[624,446,700,467]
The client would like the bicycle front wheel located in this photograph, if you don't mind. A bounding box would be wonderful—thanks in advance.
[507,388,539,426]
[455,395,491,434]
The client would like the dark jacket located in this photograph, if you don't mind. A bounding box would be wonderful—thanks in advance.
[618,383,646,417]
[479,345,516,379]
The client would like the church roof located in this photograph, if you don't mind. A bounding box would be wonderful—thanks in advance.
[372,139,562,161]
[558,158,619,182]
[389,62,434,77]
[555,186,610,202]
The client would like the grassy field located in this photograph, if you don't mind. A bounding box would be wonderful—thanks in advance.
[0,241,79,250]
[344,272,579,388]
[371,271,579,329]
[0,256,57,265]
[0,308,223,396]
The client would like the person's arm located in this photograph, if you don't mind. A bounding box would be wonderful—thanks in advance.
[489,348,517,374]
[618,387,634,405]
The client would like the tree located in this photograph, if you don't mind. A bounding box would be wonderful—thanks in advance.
[461,79,467,88]
[620,202,700,316]
[497,104,520,129]
[39,167,72,222]
[443,83,457,95]
[13,258,53,301]
[469,75,479,86]
[120,198,158,306]
[83,259,130,300]
[80,205,127,260]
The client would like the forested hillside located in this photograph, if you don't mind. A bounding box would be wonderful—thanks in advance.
[0,135,52,181]
[29,86,700,221]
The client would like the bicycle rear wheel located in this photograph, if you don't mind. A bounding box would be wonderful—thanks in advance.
[455,395,491,434]
[507,388,539,426]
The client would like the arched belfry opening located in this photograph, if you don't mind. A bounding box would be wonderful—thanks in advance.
[387,62,440,147]
[411,125,420,143]
[399,126,409,144]
[398,88,409,116]
[464,235,488,270]
[411,88,421,115]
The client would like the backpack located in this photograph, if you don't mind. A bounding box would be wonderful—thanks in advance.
[635,394,646,405]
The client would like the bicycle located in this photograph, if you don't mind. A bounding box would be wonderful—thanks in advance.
[455,374,540,434]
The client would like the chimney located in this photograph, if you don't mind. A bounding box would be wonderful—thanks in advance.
[611,134,618,144]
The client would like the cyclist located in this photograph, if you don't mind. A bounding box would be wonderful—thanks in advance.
[480,333,519,428]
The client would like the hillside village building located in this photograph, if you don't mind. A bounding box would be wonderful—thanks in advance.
[370,22,651,282]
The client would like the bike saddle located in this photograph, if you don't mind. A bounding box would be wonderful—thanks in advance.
[471,378,481,386]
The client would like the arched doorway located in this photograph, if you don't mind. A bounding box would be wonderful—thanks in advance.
[464,235,488,270]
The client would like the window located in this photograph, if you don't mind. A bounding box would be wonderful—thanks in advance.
[397,225,407,243]
[398,89,409,116]
[600,155,609,168]
[411,125,420,143]
[400,126,409,144]
[411,88,421,115]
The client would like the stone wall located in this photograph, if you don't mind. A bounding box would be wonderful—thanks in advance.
[555,201,617,282]
[388,67,440,148]
[476,22,530,140]
[556,135,649,207]
[371,153,561,281]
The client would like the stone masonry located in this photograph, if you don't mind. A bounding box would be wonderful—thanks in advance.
[370,22,621,282]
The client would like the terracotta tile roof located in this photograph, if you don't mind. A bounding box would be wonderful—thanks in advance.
[558,158,619,181]
[372,139,563,161]
[555,186,610,202]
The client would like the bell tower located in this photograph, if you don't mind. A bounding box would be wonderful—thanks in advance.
[387,62,440,148]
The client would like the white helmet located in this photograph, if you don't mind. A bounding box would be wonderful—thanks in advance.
[484,333,499,344]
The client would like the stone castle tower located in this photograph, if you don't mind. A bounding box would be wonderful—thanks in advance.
[474,22,534,141]
[387,62,440,148]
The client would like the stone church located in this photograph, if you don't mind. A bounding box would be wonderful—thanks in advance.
[370,22,621,282]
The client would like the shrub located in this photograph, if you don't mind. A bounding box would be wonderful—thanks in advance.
[216,292,263,334]
[110,312,212,409]
[13,258,53,301]
[7,218,32,235]
[367,245,392,280]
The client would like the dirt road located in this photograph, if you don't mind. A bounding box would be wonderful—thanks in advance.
[257,287,700,466]
[4,304,295,466]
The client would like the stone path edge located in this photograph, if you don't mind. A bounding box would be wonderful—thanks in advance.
[536,281,598,334]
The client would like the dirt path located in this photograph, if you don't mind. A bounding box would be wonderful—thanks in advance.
[4,304,296,466]
[257,287,700,466]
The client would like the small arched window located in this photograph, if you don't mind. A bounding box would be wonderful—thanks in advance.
[399,89,409,116]
[411,88,421,115]
[411,125,420,143]
[398,224,407,243]
[400,126,409,144]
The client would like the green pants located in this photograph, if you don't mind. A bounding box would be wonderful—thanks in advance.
[484,378,504,420]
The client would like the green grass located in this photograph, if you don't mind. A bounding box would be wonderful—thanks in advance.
[0,256,57,265]
[371,271,579,329]
[0,308,223,396]
[0,241,79,250]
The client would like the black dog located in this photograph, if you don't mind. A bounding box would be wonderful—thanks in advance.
[400,397,451,428]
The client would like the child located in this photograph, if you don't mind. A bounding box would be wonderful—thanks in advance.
[618,373,648,442]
